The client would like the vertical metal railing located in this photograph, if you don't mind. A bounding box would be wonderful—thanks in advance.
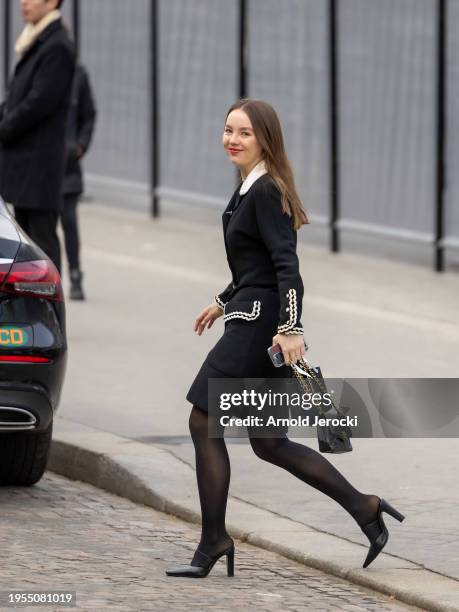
[238,0,248,99]
[328,0,340,254]
[150,0,159,217]
[234,0,249,186]
[72,0,80,58]
[2,0,11,94]
[435,0,447,272]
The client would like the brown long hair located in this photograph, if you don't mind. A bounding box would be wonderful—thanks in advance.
[226,98,310,229]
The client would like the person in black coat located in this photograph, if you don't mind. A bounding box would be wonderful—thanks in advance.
[60,63,97,300]
[0,0,75,273]
[166,98,405,578]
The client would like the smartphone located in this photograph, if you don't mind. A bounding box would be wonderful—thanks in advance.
[267,344,285,367]
[267,341,308,367]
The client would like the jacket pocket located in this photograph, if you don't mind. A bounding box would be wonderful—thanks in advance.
[223,300,261,323]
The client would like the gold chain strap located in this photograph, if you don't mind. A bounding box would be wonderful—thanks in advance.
[290,357,342,417]
[291,358,315,395]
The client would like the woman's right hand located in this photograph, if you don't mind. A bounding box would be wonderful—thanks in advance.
[194,303,223,336]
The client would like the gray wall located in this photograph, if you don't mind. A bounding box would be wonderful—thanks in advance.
[446,0,459,247]
[79,0,150,186]
[249,0,330,221]
[158,0,238,200]
[339,0,437,241]
[1,0,458,252]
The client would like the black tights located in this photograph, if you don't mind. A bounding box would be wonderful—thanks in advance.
[60,194,81,271]
[189,405,380,561]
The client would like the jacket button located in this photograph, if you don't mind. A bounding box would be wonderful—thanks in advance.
[286,307,289,312]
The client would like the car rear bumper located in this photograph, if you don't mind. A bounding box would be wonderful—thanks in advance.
[0,382,53,433]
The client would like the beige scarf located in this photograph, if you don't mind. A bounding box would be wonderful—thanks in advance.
[15,9,61,58]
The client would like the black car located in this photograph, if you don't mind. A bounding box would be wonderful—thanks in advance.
[0,198,67,485]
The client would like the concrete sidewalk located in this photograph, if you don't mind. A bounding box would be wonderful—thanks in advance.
[50,200,459,611]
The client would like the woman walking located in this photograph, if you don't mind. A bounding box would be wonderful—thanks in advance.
[166,98,404,578]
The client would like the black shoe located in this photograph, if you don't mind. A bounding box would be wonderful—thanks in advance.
[165,543,235,578]
[69,269,85,300]
[361,498,405,568]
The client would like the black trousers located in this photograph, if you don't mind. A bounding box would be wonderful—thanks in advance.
[14,207,61,274]
[60,193,81,271]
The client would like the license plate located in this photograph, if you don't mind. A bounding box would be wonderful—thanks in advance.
[0,326,33,348]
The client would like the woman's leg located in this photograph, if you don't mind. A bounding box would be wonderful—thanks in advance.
[248,436,380,527]
[188,405,233,563]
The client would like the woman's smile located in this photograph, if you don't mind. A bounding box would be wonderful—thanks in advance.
[222,109,264,177]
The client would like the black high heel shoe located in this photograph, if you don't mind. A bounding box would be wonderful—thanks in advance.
[361,498,405,568]
[165,543,235,578]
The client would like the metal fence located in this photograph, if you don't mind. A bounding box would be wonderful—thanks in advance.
[1,0,458,271]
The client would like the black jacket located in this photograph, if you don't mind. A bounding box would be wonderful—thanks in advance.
[215,173,304,335]
[0,19,75,211]
[63,64,96,195]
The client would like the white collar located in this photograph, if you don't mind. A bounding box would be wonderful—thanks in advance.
[15,10,61,57]
[239,159,267,195]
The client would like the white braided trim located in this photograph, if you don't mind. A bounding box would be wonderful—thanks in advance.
[223,300,261,322]
[283,327,304,335]
[214,294,226,310]
[277,288,298,333]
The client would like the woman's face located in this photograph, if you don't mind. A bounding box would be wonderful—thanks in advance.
[21,0,58,25]
[222,109,263,175]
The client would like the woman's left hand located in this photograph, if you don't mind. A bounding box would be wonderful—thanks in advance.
[272,333,306,366]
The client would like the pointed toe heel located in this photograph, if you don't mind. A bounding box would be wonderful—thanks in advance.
[362,498,405,569]
[165,544,235,578]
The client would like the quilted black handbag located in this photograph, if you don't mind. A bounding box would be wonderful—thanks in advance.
[291,357,353,454]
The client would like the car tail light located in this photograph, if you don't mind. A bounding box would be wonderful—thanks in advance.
[0,260,13,284]
[0,355,50,363]
[1,260,63,302]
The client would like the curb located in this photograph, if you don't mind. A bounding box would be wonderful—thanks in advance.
[48,420,459,612]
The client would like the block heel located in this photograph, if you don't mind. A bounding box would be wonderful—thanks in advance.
[226,546,234,576]
[361,497,405,569]
[380,498,405,522]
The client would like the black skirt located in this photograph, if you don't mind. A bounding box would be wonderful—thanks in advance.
[186,286,293,414]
